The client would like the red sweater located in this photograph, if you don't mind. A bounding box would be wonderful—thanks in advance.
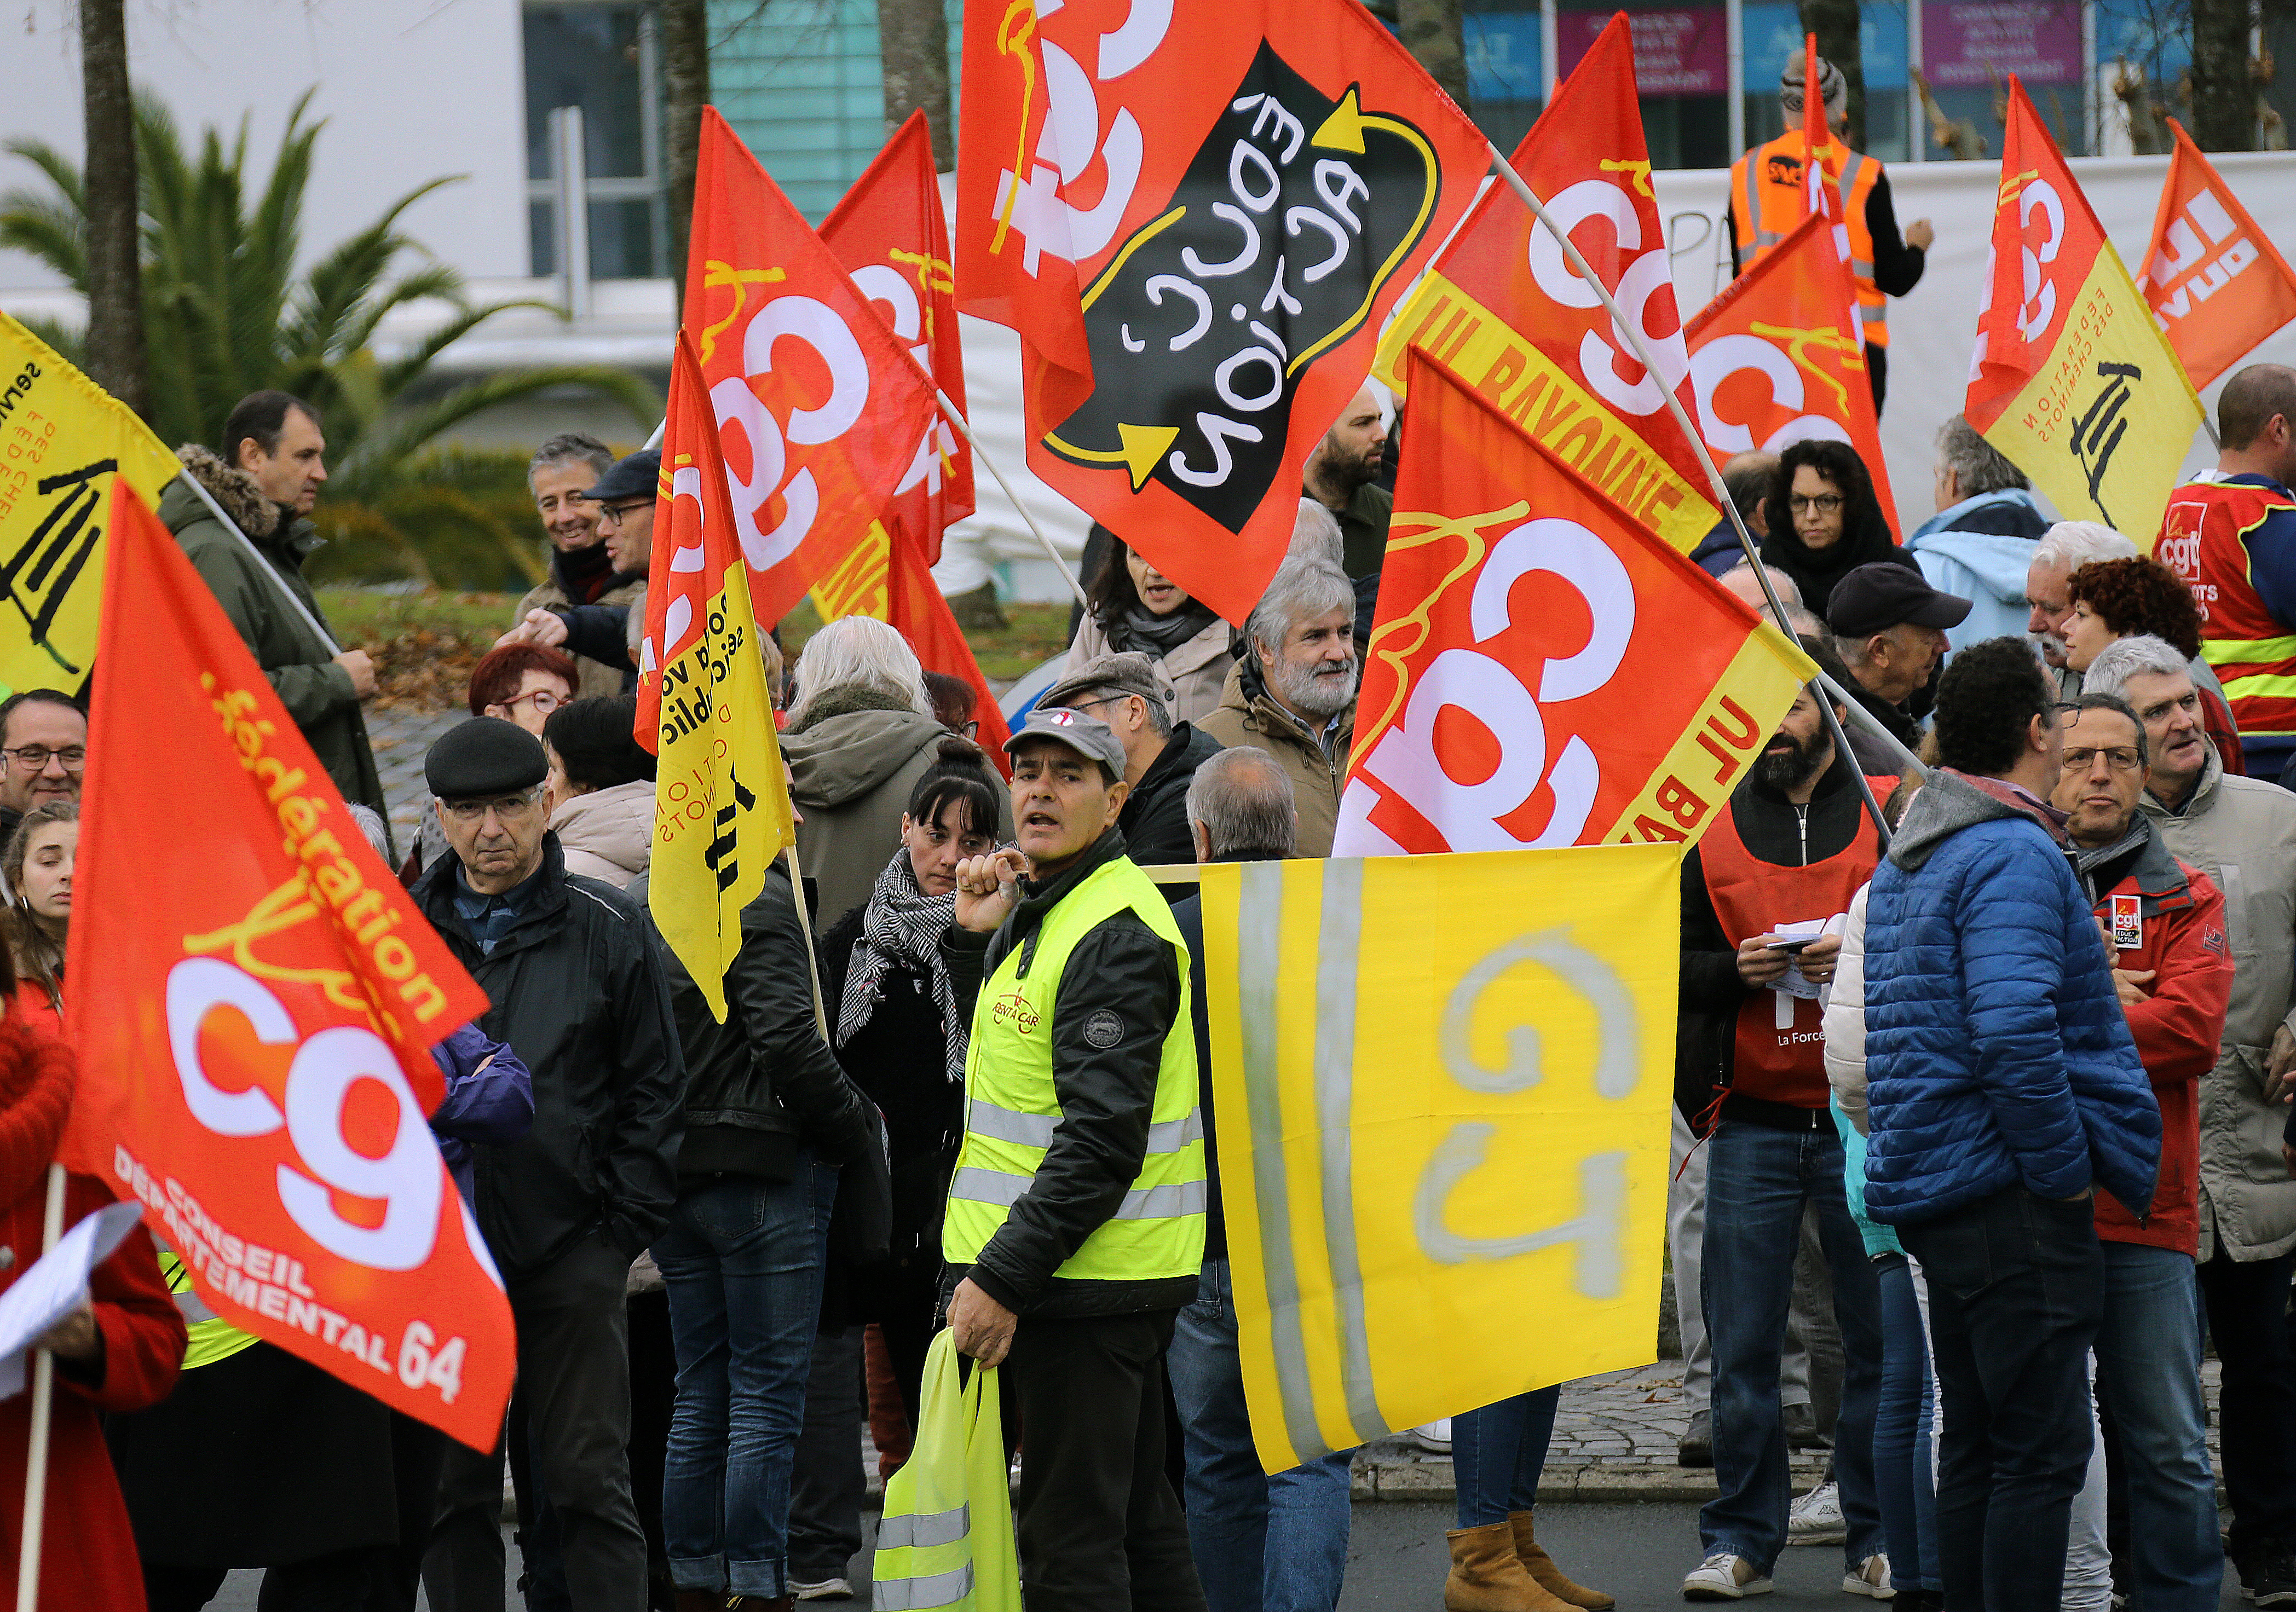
[2086,848,2233,1253]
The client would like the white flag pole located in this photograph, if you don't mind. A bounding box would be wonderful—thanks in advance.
[930,390,1089,610]
[14,1163,67,1612]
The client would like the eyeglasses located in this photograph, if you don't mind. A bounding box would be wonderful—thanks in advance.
[490,689,564,717]
[443,793,539,824]
[2063,747,2143,773]
[2,746,84,772]
[1789,494,1845,515]
[593,500,649,526]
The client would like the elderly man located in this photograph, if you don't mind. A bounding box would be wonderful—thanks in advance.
[1907,417,2047,650]
[2027,522,2140,687]
[1303,386,1390,577]
[0,689,84,850]
[1824,562,1969,771]
[511,433,645,698]
[413,718,685,1612]
[2084,634,2296,1605]
[1199,559,1357,857]
[1037,652,1224,866]
[931,706,1207,1612]
[2050,692,2234,1612]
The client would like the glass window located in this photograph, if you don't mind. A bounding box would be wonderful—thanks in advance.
[1741,2,1909,160]
[2094,0,2194,153]
[1465,3,1545,153]
[1917,0,2086,155]
[524,3,665,279]
[1558,1,1731,167]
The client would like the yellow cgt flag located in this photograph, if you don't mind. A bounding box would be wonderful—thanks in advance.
[1200,843,1680,1474]
[0,313,182,692]
[1965,80,2203,546]
[638,332,794,1020]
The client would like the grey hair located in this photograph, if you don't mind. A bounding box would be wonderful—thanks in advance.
[1246,559,1355,658]
[1185,746,1297,859]
[786,616,932,725]
[345,802,393,860]
[1078,680,1174,738]
[2033,521,2138,575]
[1717,561,1805,608]
[1290,500,1344,568]
[2081,633,2189,702]
[1934,415,2029,498]
[529,431,614,487]
[1786,605,1826,637]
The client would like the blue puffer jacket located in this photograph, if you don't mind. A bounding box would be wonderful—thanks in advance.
[1862,769,2159,1225]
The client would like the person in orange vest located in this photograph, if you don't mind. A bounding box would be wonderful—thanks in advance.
[1727,51,1934,416]
[2154,365,2296,784]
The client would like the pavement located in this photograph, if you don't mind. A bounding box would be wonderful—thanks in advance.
[367,702,466,851]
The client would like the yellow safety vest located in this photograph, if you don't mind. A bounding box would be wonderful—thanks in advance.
[872,1331,1019,1612]
[1730,130,1891,346]
[942,853,1207,1282]
[157,1250,259,1372]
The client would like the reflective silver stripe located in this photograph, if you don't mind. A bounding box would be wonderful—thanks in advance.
[1861,305,1887,326]
[877,1505,968,1551]
[1739,154,1764,257]
[172,1286,219,1326]
[1313,859,1389,1447]
[1753,230,1782,246]
[873,1563,974,1611]
[950,1168,1207,1221]
[967,1100,1204,1155]
[949,1165,1030,1208]
[1851,257,1876,276]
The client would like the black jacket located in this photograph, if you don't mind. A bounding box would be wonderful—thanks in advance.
[639,863,877,1183]
[940,827,1192,1318]
[413,836,685,1282]
[1120,723,1224,866]
[1170,888,1245,1261]
[1678,753,1876,1132]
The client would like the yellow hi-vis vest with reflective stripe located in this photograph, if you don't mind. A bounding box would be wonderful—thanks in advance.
[158,1250,259,1371]
[941,854,1206,1282]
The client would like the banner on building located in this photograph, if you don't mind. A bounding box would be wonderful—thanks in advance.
[2136,119,2296,394]
[67,482,511,1451]
[1201,843,1680,1473]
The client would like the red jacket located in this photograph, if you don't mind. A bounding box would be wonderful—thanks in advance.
[2082,831,2233,1253]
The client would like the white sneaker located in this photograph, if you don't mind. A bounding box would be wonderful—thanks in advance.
[1786,1480,1846,1545]
[1411,1418,1452,1453]
[1842,1553,1893,1598]
[791,1578,853,1601]
[1681,1552,1773,1599]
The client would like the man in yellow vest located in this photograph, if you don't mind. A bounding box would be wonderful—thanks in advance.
[942,704,1210,1612]
[1727,50,1934,415]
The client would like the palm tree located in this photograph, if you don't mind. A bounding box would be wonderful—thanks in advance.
[2,90,660,582]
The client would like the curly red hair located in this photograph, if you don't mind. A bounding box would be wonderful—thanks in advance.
[2064,557,2203,661]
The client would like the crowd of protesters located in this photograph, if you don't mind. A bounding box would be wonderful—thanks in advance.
[3,312,2296,1612]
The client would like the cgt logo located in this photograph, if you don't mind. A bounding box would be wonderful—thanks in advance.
[991,991,1043,1035]
[2156,502,2207,587]
[1045,44,1439,529]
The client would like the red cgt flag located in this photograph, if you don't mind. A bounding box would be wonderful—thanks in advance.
[682,109,940,630]
[1334,349,1812,856]
[2137,119,2296,393]
[821,109,974,565]
[1374,14,1718,552]
[955,0,1489,624]
[887,528,1015,769]
[68,482,512,1451]
[1685,211,1900,535]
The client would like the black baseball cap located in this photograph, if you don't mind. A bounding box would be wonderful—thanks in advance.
[1827,562,1973,637]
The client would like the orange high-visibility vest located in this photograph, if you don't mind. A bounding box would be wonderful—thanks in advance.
[1730,130,1890,346]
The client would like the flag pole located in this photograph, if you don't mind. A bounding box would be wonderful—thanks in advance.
[173,473,344,656]
[14,1164,67,1612]
[930,389,1090,610]
[780,837,832,1042]
[1482,141,1920,839]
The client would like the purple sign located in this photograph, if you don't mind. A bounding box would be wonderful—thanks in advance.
[1922,1,2084,86]
[1557,8,1727,95]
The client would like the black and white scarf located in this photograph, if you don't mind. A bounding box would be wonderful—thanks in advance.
[837,847,966,1083]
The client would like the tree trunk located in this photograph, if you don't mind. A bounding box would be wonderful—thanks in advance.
[660,0,709,304]
[78,0,147,419]
[1397,0,1470,109]
[879,0,955,169]
[1799,0,1866,151]
[2190,0,2255,149]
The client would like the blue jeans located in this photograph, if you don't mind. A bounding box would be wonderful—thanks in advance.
[1166,1256,1353,1612]
[2094,1242,2221,1610]
[1873,1253,1937,1595]
[1698,1120,1885,1574]
[1452,1385,1560,1528]
[654,1159,838,1599]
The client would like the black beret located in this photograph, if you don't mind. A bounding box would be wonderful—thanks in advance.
[426,717,548,799]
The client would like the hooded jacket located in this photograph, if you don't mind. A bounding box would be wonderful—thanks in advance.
[1861,769,2160,1224]
[782,689,976,930]
[2138,746,2296,1260]
[412,835,685,1281]
[515,546,647,700]
[1907,487,2050,545]
[1911,527,2045,654]
[1118,721,1224,866]
[158,449,384,818]
[548,778,654,888]
[1196,656,1353,858]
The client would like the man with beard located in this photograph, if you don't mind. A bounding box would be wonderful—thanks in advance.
[1199,559,1358,857]
[1677,655,1895,1601]
[1303,386,1391,577]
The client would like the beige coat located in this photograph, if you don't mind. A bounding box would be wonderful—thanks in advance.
[549,778,655,888]
[2139,747,2296,1261]
[1196,658,1353,858]
[1065,612,1236,726]
[515,571,647,699]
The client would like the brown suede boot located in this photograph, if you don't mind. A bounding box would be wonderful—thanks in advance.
[1508,1511,1616,1610]
[1443,1519,1575,1611]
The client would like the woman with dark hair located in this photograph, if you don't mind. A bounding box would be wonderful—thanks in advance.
[2062,556,2245,775]
[817,737,1003,1422]
[1064,525,1235,723]
[1760,440,1915,619]
[541,696,657,888]
[2,802,73,1036]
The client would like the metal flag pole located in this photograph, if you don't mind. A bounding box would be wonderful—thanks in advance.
[930,390,1089,610]
[1482,140,1924,842]
[13,1164,67,1612]
[174,472,343,655]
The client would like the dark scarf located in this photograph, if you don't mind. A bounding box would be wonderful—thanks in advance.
[838,848,964,1083]
[553,540,637,606]
[1105,599,1218,658]
[1759,502,1902,618]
